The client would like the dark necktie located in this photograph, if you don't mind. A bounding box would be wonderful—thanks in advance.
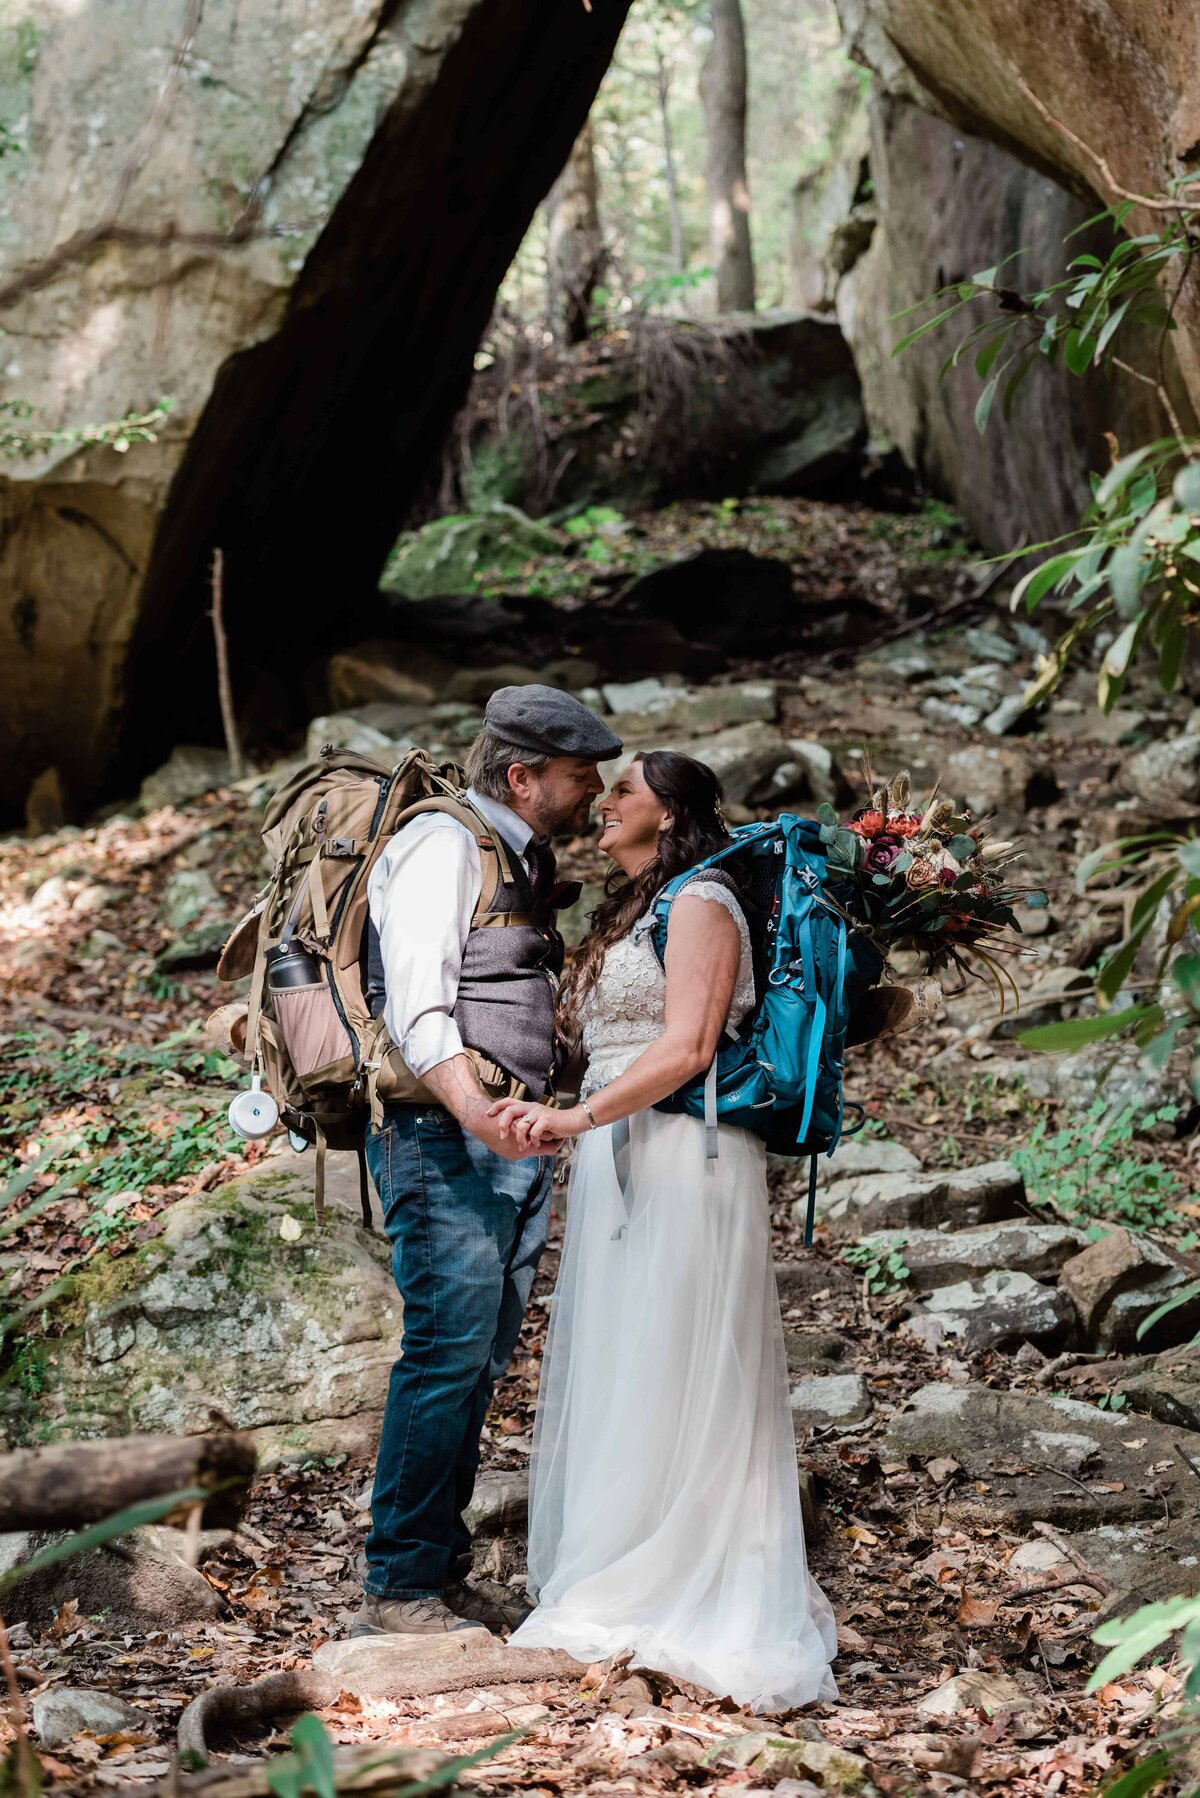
[526,841,556,908]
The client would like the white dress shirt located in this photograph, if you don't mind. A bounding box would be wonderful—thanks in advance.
[366,786,536,1079]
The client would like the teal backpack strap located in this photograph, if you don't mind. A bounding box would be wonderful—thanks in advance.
[794,909,827,1147]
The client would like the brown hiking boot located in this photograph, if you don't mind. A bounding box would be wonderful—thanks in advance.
[350,1593,487,1637]
[444,1578,533,1632]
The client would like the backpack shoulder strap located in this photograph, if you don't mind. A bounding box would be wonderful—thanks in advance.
[396,793,527,924]
[649,825,778,967]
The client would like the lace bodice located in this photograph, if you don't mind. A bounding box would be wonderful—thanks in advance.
[580,878,755,1098]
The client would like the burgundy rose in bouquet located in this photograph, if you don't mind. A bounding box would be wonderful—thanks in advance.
[818,768,1046,1002]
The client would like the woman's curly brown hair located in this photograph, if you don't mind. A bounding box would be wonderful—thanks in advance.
[557,749,734,1044]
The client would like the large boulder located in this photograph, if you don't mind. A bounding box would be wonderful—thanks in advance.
[463,311,865,519]
[836,0,1200,417]
[0,0,632,824]
[17,1159,398,1460]
[835,92,1178,555]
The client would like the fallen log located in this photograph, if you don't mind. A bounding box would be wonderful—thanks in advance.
[0,1431,256,1532]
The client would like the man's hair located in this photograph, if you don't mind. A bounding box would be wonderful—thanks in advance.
[464,730,553,801]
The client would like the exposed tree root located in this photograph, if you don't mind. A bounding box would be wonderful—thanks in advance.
[178,1645,586,1761]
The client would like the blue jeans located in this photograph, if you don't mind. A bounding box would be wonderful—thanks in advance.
[363,1103,551,1598]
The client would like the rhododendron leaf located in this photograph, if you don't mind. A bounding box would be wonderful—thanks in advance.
[1096,930,1148,1005]
[1018,1007,1155,1051]
[1158,612,1187,691]
[1173,953,1200,1011]
[1173,461,1200,513]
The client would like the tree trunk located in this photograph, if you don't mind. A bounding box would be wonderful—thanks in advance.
[655,46,685,278]
[700,0,755,312]
[0,1431,256,1532]
[546,121,604,343]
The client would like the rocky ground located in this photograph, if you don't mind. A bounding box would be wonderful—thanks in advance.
[3,493,1200,1795]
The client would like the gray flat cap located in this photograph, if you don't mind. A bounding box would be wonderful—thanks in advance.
[484,684,623,761]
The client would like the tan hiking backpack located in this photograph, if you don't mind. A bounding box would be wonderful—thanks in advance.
[214,744,541,1222]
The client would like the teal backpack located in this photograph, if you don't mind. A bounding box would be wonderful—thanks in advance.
[650,816,885,1244]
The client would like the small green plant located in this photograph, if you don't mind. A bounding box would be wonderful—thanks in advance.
[1011,1097,1181,1229]
[937,1133,962,1166]
[629,264,714,313]
[1084,1593,1200,1793]
[0,1027,243,1262]
[841,1238,911,1295]
[864,499,972,567]
[562,503,629,563]
[266,1714,336,1798]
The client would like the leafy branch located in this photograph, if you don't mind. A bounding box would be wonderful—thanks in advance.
[0,395,175,461]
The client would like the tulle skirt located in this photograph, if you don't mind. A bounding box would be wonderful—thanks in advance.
[508,1108,838,1711]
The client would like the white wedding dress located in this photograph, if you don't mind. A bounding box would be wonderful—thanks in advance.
[508,879,839,1711]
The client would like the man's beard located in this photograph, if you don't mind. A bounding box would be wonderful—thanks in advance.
[533,795,592,839]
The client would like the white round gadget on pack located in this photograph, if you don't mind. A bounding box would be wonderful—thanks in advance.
[228,1073,279,1141]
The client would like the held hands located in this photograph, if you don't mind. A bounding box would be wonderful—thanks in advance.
[488,1098,588,1154]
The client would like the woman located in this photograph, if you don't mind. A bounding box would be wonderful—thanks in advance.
[489,750,838,1711]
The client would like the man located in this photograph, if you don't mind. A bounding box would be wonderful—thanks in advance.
[352,684,622,1638]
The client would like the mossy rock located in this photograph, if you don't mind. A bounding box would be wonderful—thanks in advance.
[16,1161,398,1459]
[382,504,562,599]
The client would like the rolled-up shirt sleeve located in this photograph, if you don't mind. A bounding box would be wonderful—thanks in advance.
[366,817,482,1078]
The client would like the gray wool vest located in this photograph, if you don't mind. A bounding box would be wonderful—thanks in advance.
[366,829,564,1099]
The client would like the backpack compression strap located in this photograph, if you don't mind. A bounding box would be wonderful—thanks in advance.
[803,1153,819,1247]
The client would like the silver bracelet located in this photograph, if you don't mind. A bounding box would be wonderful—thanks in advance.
[579,1097,599,1130]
